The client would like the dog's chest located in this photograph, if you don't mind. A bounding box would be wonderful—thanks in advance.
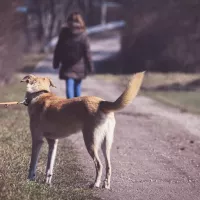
[42,122,82,139]
[29,106,83,138]
[44,120,82,139]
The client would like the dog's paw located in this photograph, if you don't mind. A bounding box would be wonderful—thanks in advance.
[45,176,52,186]
[102,180,111,190]
[89,182,100,189]
[27,176,36,182]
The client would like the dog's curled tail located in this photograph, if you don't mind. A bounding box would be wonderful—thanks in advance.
[100,71,145,113]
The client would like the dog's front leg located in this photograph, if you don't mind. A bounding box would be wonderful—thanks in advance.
[28,137,44,181]
[45,138,58,185]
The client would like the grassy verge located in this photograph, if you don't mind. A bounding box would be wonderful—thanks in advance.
[95,72,200,114]
[142,72,200,114]
[0,81,99,200]
[143,91,200,114]
[20,53,47,73]
[141,72,200,89]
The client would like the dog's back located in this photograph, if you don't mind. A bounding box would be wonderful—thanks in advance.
[29,94,110,138]
[28,72,145,139]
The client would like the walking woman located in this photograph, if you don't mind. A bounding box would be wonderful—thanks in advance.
[53,12,94,98]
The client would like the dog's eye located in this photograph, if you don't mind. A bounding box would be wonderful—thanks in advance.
[31,80,36,84]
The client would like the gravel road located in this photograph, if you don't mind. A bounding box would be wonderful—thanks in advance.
[33,34,200,200]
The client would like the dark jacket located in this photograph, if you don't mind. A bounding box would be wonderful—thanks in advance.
[53,25,94,80]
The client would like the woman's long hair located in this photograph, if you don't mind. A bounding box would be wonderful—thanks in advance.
[67,12,86,33]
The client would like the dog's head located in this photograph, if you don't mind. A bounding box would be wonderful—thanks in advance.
[20,74,56,93]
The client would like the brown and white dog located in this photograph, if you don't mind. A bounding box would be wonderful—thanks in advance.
[20,72,145,189]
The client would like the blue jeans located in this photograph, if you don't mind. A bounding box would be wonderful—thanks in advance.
[66,78,82,98]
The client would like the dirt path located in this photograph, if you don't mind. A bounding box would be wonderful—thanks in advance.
[81,77,200,200]
[33,35,200,200]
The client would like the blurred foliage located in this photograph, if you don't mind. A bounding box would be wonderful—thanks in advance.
[0,0,25,84]
[0,0,105,84]
[117,0,200,73]
[2,0,200,84]
[26,0,105,52]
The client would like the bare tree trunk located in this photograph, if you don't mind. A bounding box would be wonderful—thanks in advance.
[47,0,56,42]
[0,0,25,84]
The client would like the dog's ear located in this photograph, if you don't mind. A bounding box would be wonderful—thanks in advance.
[48,78,56,88]
[20,75,36,84]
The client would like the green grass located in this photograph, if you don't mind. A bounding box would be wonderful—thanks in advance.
[141,72,200,89]
[96,72,200,88]
[20,53,47,73]
[95,72,200,114]
[141,72,200,114]
[143,91,200,114]
[0,81,99,200]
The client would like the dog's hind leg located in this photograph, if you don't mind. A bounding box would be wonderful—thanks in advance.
[45,138,58,185]
[83,128,103,188]
[28,137,44,181]
[88,147,103,188]
[102,119,115,189]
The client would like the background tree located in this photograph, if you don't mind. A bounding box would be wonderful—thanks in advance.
[26,0,104,52]
[0,0,25,84]
[114,0,200,73]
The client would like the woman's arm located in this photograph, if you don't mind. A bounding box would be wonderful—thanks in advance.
[53,28,65,69]
[83,35,94,73]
